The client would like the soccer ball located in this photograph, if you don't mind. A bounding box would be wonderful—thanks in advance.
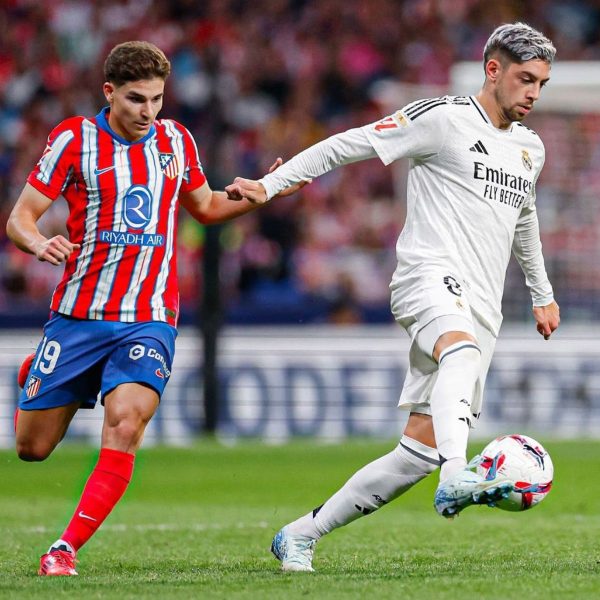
[476,434,553,512]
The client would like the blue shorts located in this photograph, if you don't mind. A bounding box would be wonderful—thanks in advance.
[19,313,177,411]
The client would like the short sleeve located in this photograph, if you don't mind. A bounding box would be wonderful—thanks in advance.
[523,142,545,209]
[178,125,207,193]
[27,118,80,200]
[362,98,450,166]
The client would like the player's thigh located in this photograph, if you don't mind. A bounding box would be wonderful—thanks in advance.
[99,324,175,452]
[102,382,160,452]
[15,402,80,461]
[432,330,478,362]
[19,314,112,411]
[414,313,477,363]
[398,313,478,416]
[99,322,176,405]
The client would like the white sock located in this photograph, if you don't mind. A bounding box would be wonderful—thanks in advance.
[49,538,75,555]
[286,436,439,539]
[440,457,467,481]
[429,342,481,482]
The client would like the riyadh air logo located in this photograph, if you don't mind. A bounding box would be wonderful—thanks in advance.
[123,185,153,229]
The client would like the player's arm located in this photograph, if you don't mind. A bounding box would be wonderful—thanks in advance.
[225,127,378,204]
[181,157,310,222]
[512,203,559,339]
[179,180,264,225]
[226,103,446,204]
[6,183,80,265]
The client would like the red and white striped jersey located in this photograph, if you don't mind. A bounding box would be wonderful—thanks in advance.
[27,108,207,326]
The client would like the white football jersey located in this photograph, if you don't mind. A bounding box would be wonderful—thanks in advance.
[362,95,552,335]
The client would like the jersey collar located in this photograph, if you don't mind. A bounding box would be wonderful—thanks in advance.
[95,107,156,145]
[469,96,515,133]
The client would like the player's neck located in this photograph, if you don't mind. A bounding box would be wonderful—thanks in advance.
[106,110,144,142]
[475,91,512,130]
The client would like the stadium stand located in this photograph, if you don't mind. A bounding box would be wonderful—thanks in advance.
[1,0,599,324]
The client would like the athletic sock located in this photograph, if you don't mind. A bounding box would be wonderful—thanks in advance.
[286,436,439,539]
[429,341,481,482]
[48,539,75,556]
[61,448,135,551]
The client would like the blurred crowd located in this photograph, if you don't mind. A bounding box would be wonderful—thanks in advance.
[1,0,600,325]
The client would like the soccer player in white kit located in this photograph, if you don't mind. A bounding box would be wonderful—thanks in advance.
[227,22,560,572]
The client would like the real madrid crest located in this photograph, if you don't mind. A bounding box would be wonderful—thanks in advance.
[521,150,532,171]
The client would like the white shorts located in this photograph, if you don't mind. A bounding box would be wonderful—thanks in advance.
[392,273,496,427]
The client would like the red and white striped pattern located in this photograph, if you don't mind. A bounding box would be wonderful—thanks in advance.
[27,113,206,326]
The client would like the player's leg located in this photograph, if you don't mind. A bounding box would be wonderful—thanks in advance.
[15,403,80,461]
[271,411,439,572]
[48,383,157,560]
[41,323,175,575]
[429,322,513,517]
[17,352,36,388]
[429,329,480,481]
[16,316,105,463]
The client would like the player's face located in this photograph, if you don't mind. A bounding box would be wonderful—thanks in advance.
[494,59,550,124]
[104,78,165,141]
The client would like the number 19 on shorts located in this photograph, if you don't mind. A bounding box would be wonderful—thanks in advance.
[34,337,62,374]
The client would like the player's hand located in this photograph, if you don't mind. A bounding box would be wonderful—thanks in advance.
[533,300,560,340]
[34,235,80,265]
[225,157,311,203]
[225,177,269,204]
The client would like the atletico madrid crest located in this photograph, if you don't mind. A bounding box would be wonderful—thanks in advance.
[26,375,41,398]
[159,153,180,180]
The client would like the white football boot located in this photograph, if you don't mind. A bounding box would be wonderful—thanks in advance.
[270,526,317,572]
[434,455,514,518]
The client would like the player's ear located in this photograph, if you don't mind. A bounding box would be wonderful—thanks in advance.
[103,82,115,104]
[485,58,502,83]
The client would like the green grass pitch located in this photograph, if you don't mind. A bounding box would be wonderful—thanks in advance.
[1,439,598,599]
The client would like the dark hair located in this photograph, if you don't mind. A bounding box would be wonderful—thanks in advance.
[483,22,556,67]
[104,41,171,86]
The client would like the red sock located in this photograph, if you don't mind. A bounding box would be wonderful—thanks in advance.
[61,448,135,551]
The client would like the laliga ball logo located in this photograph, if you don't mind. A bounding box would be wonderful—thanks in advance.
[123,185,153,230]
[477,434,553,511]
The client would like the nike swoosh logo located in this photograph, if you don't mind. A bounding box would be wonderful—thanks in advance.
[78,511,97,522]
[94,165,116,176]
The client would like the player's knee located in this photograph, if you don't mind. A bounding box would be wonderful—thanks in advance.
[16,439,54,462]
[438,342,481,378]
[105,417,147,448]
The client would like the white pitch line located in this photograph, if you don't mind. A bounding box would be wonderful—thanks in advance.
[14,521,270,534]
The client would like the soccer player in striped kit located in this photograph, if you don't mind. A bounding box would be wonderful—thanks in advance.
[7,41,299,576]
[226,23,561,572]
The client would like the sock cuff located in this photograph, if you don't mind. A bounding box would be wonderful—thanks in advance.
[97,448,135,482]
[399,435,440,466]
[438,341,480,363]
